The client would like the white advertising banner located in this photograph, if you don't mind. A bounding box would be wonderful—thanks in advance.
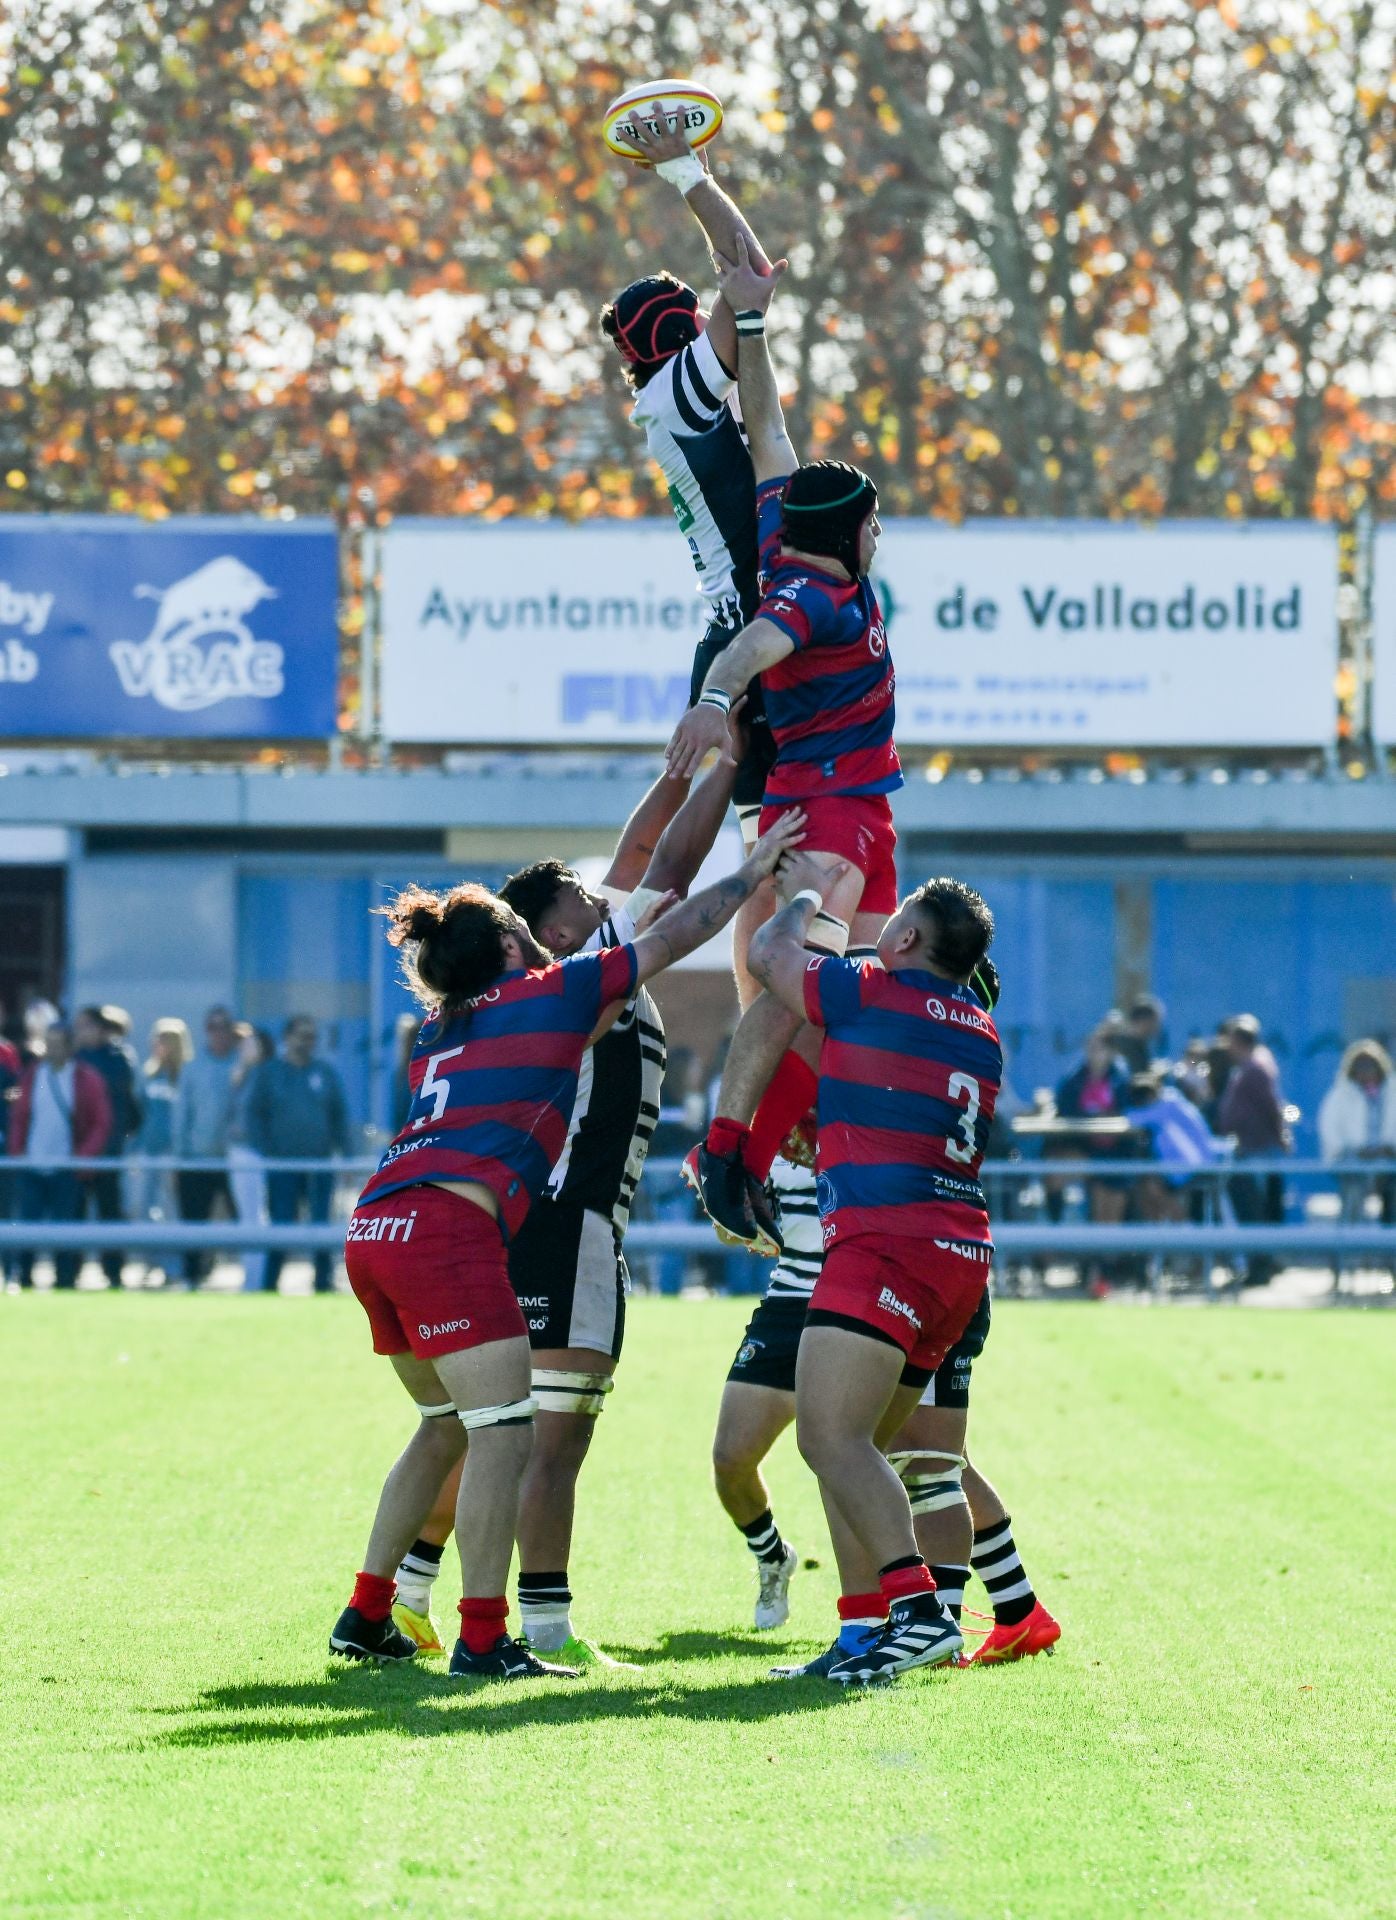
[381,518,1337,748]
[1370,525,1396,748]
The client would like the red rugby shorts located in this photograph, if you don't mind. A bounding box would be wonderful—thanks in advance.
[345,1185,528,1361]
[758,792,897,916]
[807,1232,991,1376]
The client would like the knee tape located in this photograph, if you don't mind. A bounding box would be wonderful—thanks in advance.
[457,1395,536,1432]
[532,1368,614,1417]
[887,1449,967,1516]
[805,910,850,958]
[414,1400,457,1419]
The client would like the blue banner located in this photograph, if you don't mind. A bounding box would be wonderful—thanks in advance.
[0,517,339,737]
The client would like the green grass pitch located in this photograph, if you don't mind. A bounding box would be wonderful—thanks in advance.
[2,1293,1391,1919]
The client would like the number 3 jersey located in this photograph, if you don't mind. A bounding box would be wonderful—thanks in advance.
[357,944,638,1242]
[802,957,1001,1249]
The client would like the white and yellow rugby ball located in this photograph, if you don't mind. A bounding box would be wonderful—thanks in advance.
[602,79,724,166]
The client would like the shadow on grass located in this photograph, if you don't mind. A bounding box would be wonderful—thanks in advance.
[605,1629,820,1662]
[153,1661,855,1749]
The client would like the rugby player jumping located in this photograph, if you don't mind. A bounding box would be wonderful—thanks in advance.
[328,811,803,1681]
[667,236,899,1257]
[601,112,780,1004]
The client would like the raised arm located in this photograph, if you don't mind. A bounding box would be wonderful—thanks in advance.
[715,233,797,482]
[630,811,805,988]
[600,768,691,895]
[641,704,748,895]
[664,620,794,779]
[626,113,774,372]
[747,849,849,1017]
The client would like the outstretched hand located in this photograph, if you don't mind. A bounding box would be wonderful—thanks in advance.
[666,700,729,780]
[742,809,806,881]
[626,106,713,170]
[713,231,787,312]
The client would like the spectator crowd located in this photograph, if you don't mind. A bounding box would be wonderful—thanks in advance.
[3,985,1393,1295]
[0,998,350,1291]
[1024,992,1396,1291]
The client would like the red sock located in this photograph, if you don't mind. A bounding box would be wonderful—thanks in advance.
[838,1590,886,1623]
[880,1561,936,1605]
[705,1116,749,1160]
[458,1596,509,1655]
[349,1571,395,1622]
[743,1053,818,1182]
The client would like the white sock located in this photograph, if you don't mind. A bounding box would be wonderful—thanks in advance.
[394,1539,444,1615]
[517,1573,573,1651]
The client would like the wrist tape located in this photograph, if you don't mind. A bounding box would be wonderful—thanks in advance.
[735,309,766,336]
[790,888,824,913]
[656,153,707,193]
[699,689,732,716]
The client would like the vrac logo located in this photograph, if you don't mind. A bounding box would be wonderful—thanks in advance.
[109,556,286,711]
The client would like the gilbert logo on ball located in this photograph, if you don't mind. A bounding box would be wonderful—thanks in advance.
[602,79,723,164]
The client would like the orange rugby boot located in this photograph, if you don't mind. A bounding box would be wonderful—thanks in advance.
[969,1600,1061,1664]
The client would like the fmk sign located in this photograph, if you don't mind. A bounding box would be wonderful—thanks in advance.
[379,517,1338,748]
[0,518,338,738]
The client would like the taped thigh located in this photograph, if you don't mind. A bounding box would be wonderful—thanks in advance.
[804,910,850,957]
[736,801,762,851]
[887,1448,967,1516]
[414,1399,457,1419]
[532,1368,614,1417]
[457,1395,537,1432]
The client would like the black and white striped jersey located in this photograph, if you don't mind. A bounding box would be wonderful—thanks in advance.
[763,1158,823,1301]
[631,330,760,617]
[545,899,666,1238]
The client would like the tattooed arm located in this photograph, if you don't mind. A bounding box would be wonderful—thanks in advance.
[630,811,805,987]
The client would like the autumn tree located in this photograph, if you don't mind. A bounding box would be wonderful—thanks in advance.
[3,0,1396,543]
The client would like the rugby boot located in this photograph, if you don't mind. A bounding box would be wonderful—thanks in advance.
[391,1600,445,1656]
[449,1634,580,1680]
[827,1593,963,1686]
[754,1541,800,1630]
[682,1144,781,1258]
[770,1623,879,1680]
[532,1633,641,1672]
[969,1600,1061,1664]
[329,1606,418,1665]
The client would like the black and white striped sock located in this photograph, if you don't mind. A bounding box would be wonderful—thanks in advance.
[394,1536,444,1615]
[971,1517,1036,1627]
[928,1563,969,1624]
[738,1508,787,1567]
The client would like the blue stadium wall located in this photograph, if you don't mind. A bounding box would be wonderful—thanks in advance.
[65,845,1396,1152]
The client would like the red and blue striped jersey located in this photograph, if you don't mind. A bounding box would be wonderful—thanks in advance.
[753,476,902,804]
[803,957,1001,1248]
[357,945,638,1241]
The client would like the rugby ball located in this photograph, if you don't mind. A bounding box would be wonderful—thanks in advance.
[602,80,723,165]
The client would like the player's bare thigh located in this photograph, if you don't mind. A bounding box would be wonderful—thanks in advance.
[390,1336,533,1415]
